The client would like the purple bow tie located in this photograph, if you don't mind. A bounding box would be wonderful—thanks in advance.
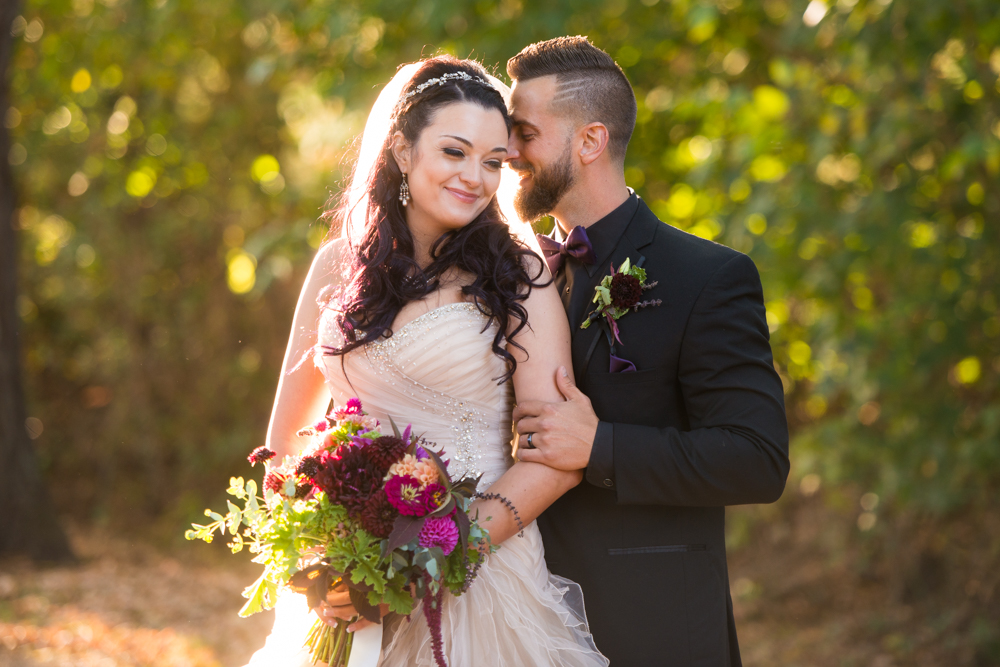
[536,226,596,275]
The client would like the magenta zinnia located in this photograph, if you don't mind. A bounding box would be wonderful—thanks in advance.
[385,474,426,516]
[420,483,448,514]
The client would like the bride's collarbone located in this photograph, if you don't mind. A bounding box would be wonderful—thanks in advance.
[392,281,476,332]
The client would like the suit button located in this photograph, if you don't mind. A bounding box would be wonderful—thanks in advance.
[603,479,614,488]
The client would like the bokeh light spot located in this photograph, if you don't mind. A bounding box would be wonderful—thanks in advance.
[745,213,767,235]
[799,474,821,496]
[788,340,812,365]
[251,154,280,182]
[750,155,787,182]
[71,69,92,93]
[954,357,981,385]
[227,252,257,294]
[126,169,156,198]
[752,86,790,120]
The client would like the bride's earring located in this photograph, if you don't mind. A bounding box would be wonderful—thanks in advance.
[399,173,410,207]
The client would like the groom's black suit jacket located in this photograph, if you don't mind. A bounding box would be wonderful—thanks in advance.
[537,193,789,666]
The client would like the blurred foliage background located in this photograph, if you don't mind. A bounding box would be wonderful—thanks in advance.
[8,0,1000,545]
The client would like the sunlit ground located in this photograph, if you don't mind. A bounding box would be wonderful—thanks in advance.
[0,527,273,667]
[2,492,998,667]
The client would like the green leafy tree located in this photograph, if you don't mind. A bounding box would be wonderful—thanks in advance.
[7,0,998,535]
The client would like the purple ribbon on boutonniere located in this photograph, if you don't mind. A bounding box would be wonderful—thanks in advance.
[580,257,662,373]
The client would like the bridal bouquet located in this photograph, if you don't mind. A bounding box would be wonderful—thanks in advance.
[186,398,490,666]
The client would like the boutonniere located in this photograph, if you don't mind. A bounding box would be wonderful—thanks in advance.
[581,258,661,345]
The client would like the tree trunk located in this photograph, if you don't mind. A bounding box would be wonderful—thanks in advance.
[0,0,74,562]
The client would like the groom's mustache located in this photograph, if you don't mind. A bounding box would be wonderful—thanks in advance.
[507,160,534,175]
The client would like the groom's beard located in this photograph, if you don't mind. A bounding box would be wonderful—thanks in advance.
[511,146,576,222]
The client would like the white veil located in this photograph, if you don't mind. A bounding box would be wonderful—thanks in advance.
[339,61,539,252]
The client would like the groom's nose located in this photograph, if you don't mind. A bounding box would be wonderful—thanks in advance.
[505,136,521,164]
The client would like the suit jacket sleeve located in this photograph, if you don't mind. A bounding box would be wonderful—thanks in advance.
[593,253,789,506]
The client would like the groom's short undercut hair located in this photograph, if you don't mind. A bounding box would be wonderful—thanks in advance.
[507,36,637,163]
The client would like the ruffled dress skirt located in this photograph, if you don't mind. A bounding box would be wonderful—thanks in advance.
[244,521,606,667]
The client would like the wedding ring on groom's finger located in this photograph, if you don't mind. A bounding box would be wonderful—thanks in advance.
[525,432,536,449]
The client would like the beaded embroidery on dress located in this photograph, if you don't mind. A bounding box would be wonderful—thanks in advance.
[243,300,607,666]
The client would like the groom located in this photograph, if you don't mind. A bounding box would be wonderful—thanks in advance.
[508,37,789,665]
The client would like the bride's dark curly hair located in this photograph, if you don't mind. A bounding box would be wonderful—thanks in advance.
[323,56,546,383]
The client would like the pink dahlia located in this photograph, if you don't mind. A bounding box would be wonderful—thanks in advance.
[385,474,425,516]
[418,516,459,556]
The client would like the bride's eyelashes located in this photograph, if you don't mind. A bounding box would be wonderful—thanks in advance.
[442,147,503,171]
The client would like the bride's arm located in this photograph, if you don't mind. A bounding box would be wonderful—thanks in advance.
[265,239,346,459]
[471,255,583,546]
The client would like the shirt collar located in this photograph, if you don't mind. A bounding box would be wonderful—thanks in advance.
[571,190,639,276]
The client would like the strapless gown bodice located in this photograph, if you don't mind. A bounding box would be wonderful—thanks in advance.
[316,301,514,488]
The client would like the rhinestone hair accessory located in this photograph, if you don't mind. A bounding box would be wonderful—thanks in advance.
[400,71,496,103]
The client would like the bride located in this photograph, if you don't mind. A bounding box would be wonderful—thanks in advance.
[245,56,608,666]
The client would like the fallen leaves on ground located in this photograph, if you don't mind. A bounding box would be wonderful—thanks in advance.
[0,526,273,666]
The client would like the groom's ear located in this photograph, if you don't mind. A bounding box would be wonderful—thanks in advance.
[578,122,610,166]
[390,131,411,172]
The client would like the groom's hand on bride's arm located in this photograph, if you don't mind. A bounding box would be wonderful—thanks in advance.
[513,366,598,471]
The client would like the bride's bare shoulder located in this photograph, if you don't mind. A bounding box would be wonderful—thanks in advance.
[309,238,357,287]
[315,236,350,269]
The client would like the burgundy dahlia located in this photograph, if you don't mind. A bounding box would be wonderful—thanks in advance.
[359,490,398,538]
[311,447,383,516]
[609,273,643,310]
[248,446,276,466]
[366,435,408,473]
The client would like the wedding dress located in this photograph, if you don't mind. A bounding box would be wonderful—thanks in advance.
[244,301,608,666]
